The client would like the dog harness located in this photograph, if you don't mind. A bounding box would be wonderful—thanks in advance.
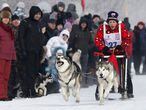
[58,61,81,86]
[103,21,122,48]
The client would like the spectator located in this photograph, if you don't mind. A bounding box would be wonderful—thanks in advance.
[56,2,66,25]
[56,20,64,35]
[8,14,21,99]
[133,21,146,74]
[64,12,73,32]
[18,6,45,98]
[87,15,101,75]
[66,3,79,21]
[92,14,101,30]
[69,17,93,87]
[43,18,58,45]
[0,10,16,101]
[45,29,70,92]
[123,17,131,31]
[123,17,133,75]
[13,1,26,20]
[0,3,11,13]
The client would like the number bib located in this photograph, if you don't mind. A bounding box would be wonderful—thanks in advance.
[104,33,122,48]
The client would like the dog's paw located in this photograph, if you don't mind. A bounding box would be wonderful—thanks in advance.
[99,101,104,105]
[114,88,118,93]
[76,99,80,103]
[63,95,69,102]
[103,93,108,99]
[72,92,76,97]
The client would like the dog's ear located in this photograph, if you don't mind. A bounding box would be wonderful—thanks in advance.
[66,56,72,62]
[105,61,112,71]
[95,61,100,70]
[38,73,43,78]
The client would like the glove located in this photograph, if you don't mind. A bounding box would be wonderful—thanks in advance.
[102,46,111,55]
[115,45,123,51]
[114,45,125,55]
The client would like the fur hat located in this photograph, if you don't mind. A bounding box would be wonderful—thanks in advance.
[0,10,11,18]
[1,3,11,13]
[107,11,118,22]
[1,3,9,10]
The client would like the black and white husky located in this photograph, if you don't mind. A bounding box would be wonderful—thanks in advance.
[35,73,53,96]
[96,60,119,105]
[56,50,82,103]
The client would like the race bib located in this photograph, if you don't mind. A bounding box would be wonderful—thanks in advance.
[104,33,122,48]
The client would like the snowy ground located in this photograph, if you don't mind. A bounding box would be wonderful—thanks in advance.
[0,74,146,110]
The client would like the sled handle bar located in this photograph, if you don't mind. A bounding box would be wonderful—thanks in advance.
[94,52,126,58]
[103,55,125,58]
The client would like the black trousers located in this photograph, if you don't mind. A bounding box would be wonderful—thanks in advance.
[21,51,41,97]
[133,54,142,73]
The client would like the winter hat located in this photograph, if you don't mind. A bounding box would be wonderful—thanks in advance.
[137,21,145,26]
[1,3,11,13]
[48,18,56,24]
[59,29,70,38]
[12,14,19,21]
[92,14,100,20]
[56,19,64,26]
[56,49,63,54]
[79,16,89,27]
[29,6,43,20]
[67,3,76,12]
[16,2,25,8]
[107,11,119,23]
[57,2,65,8]
[0,10,11,18]
[64,22,72,30]
[1,3,9,10]
[49,12,58,20]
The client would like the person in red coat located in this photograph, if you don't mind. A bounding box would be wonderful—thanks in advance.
[0,10,16,101]
[94,13,131,56]
[94,11,134,100]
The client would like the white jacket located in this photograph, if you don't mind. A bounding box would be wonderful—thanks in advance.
[46,29,70,58]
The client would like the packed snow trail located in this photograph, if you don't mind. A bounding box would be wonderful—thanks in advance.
[0,75,146,110]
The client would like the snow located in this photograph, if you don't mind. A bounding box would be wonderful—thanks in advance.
[0,74,146,110]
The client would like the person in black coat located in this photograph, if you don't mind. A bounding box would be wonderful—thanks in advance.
[18,6,45,97]
[8,15,21,99]
[68,17,94,87]
[133,21,146,74]
[43,19,58,45]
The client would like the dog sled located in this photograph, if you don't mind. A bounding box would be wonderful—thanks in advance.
[94,52,128,99]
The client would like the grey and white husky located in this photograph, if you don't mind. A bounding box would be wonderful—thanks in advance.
[56,50,82,103]
[96,60,119,104]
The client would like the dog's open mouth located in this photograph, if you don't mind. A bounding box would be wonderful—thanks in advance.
[57,61,64,67]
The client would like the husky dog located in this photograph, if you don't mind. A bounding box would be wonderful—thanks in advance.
[96,60,119,104]
[56,50,82,103]
[35,73,53,97]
